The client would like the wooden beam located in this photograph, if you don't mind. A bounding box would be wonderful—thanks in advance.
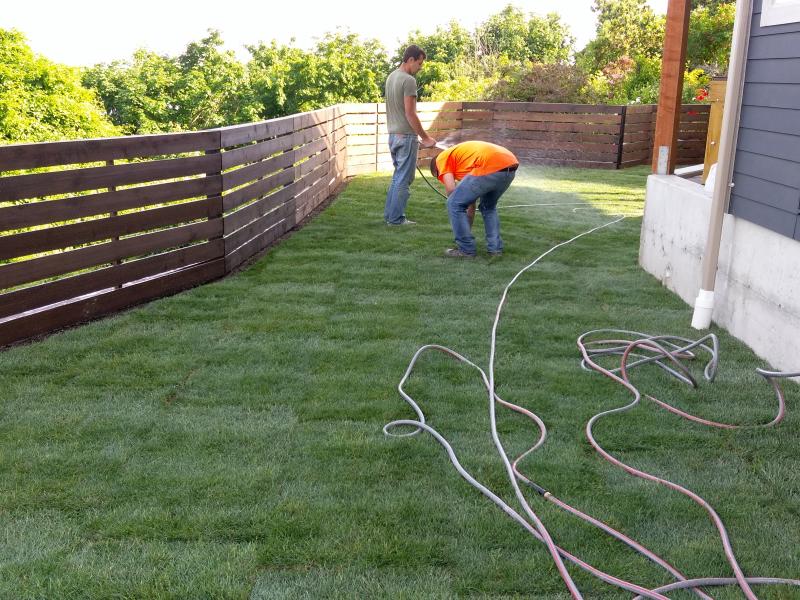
[652,0,692,174]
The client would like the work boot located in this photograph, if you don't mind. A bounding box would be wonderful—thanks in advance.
[444,248,475,258]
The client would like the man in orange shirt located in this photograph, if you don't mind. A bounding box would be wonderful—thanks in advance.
[431,141,519,257]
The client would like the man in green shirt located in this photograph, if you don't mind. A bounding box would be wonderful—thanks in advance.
[384,45,437,225]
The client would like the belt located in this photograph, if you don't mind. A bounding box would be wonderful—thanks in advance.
[498,164,519,173]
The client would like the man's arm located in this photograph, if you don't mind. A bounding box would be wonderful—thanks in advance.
[404,95,436,148]
[441,172,456,196]
[441,172,473,226]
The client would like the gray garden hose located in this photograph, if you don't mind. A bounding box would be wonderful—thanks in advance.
[384,199,800,598]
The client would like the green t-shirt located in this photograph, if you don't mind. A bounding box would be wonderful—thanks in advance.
[384,68,417,135]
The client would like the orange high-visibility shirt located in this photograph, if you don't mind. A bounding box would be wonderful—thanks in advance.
[435,141,518,182]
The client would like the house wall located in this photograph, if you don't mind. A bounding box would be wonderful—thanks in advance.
[640,175,800,373]
[730,0,800,239]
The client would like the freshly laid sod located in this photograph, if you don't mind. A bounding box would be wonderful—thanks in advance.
[1,166,798,599]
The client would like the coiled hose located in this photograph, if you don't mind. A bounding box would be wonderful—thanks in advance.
[384,206,800,598]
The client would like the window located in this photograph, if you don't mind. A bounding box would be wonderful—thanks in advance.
[761,0,800,26]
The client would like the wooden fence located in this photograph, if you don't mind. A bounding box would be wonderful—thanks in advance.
[0,101,707,347]
[344,101,709,171]
[0,106,346,347]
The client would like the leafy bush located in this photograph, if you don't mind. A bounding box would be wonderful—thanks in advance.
[490,62,588,103]
[1,28,118,142]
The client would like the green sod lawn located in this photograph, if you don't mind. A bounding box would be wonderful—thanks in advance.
[1,166,798,599]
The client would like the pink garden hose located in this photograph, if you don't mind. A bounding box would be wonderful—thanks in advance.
[384,211,800,598]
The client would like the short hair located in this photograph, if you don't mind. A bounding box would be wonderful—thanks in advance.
[402,45,426,63]
[430,157,439,179]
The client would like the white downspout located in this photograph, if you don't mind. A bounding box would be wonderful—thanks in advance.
[691,0,753,329]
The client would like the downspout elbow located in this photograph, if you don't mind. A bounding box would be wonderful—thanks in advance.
[691,289,715,330]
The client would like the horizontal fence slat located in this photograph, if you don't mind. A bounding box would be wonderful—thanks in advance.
[220,116,295,147]
[0,130,220,172]
[0,198,219,261]
[224,192,289,236]
[0,177,220,232]
[0,218,221,290]
[223,151,296,192]
[0,155,218,202]
[224,201,293,256]
[0,240,223,320]
[494,112,622,124]
[491,101,624,114]
[222,168,295,213]
[0,259,225,347]
[224,211,292,272]
[221,131,300,170]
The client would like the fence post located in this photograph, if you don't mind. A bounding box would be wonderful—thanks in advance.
[206,129,225,272]
[615,105,628,169]
[374,103,380,172]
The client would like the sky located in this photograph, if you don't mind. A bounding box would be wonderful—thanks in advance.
[1,0,668,67]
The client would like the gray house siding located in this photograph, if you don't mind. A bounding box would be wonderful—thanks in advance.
[730,0,800,241]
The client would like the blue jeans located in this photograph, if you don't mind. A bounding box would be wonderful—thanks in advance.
[447,170,515,254]
[384,133,418,224]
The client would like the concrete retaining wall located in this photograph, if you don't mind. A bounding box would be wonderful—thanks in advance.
[639,174,800,372]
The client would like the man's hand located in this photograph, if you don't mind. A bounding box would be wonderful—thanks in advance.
[420,136,437,148]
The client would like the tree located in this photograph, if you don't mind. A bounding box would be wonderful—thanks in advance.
[310,32,389,106]
[394,21,476,64]
[173,30,259,130]
[246,41,310,118]
[83,50,181,134]
[248,31,388,119]
[687,2,735,74]
[477,5,574,63]
[491,62,588,103]
[527,13,575,63]
[576,0,665,72]
[425,57,501,101]
[477,5,530,61]
[0,29,118,143]
[85,30,259,134]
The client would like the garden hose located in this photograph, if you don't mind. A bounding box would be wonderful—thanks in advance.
[417,164,448,200]
[383,198,800,598]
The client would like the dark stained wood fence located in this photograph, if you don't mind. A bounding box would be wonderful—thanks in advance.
[0,101,706,347]
[344,102,709,172]
[622,104,710,168]
[0,107,345,347]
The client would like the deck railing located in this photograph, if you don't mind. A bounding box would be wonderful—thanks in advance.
[0,101,707,346]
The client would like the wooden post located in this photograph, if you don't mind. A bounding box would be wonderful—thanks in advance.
[615,105,628,169]
[206,132,225,270]
[652,0,692,174]
[106,159,123,289]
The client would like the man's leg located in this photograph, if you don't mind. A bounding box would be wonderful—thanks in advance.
[477,171,515,253]
[446,176,481,255]
[384,134,418,224]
